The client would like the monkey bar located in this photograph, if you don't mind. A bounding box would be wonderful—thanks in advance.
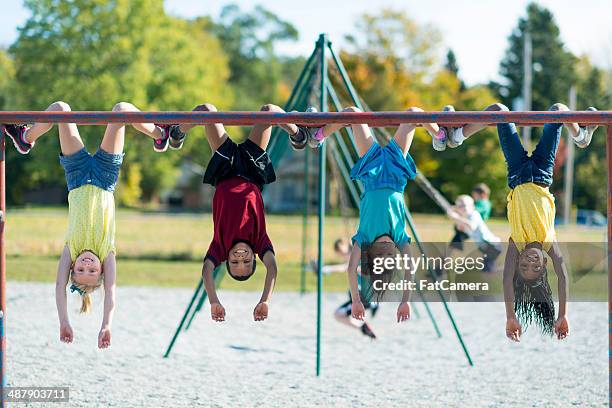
[0,110,609,126]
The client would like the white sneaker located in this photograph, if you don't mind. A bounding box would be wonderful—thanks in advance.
[442,105,463,148]
[573,107,598,149]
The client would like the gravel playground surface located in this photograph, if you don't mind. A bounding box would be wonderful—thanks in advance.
[8,282,607,407]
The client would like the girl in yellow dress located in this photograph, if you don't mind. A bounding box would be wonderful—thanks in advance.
[3,101,177,348]
[441,102,597,340]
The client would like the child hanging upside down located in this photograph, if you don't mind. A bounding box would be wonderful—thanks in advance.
[295,106,444,323]
[441,102,598,340]
[177,103,315,322]
[2,101,178,348]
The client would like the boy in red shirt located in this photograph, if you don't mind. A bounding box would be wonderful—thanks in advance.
[174,103,314,322]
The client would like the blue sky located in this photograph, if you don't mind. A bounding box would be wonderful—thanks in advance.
[1,0,610,86]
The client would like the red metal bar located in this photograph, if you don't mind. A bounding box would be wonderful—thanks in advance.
[0,128,5,408]
[0,111,609,126]
[608,125,612,407]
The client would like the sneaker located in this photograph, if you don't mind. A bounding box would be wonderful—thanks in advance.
[574,107,598,149]
[442,105,463,148]
[3,124,33,154]
[432,127,447,152]
[167,125,186,150]
[360,322,377,339]
[153,124,171,153]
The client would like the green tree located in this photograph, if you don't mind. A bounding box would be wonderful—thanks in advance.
[208,4,298,111]
[444,49,465,91]
[493,3,577,110]
[9,0,232,203]
[572,61,611,213]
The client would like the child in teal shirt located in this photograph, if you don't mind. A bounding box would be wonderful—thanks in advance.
[300,106,444,323]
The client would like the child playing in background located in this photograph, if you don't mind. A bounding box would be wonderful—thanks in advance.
[177,103,314,322]
[3,100,175,348]
[298,106,445,323]
[446,195,501,273]
[472,183,492,221]
[448,183,493,258]
[329,239,379,339]
[443,102,598,340]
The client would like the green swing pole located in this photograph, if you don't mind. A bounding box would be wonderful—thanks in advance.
[315,33,328,377]
[163,279,203,358]
[300,147,310,294]
[185,266,225,331]
[404,208,474,366]
[267,46,319,161]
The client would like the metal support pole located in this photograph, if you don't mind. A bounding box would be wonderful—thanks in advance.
[563,86,577,224]
[522,32,532,148]
[315,33,328,377]
[0,128,6,407]
[607,125,612,406]
[404,209,473,366]
[300,148,310,295]
[163,279,203,358]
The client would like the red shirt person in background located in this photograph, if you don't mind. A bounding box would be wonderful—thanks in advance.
[175,102,315,322]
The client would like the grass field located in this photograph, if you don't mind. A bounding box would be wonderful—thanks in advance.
[6,207,607,296]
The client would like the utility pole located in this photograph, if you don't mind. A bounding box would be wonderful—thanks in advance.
[522,32,532,147]
[563,86,577,224]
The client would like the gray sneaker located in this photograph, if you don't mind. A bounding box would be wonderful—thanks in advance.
[289,107,318,150]
[574,107,598,149]
[443,105,462,148]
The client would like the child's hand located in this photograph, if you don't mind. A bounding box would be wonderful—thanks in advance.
[59,323,73,344]
[554,316,569,340]
[98,327,111,349]
[506,318,522,342]
[253,302,269,321]
[351,301,365,320]
[210,303,226,322]
[396,302,411,323]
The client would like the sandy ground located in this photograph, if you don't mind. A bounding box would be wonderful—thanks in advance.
[7,282,607,407]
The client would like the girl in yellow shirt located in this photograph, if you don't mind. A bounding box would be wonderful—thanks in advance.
[3,101,182,348]
[438,102,598,341]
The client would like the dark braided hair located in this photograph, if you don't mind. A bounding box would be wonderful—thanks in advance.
[513,268,555,336]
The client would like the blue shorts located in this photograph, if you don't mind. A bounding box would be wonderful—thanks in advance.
[59,148,124,192]
[350,139,417,193]
[497,123,562,189]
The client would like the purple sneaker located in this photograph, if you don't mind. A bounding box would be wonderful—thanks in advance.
[153,125,171,153]
[3,124,33,154]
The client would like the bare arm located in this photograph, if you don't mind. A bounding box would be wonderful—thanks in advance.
[202,259,226,321]
[400,244,413,303]
[347,243,362,306]
[547,242,568,318]
[202,259,220,305]
[502,239,519,320]
[260,251,278,304]
[446,209,476,233]
[101,252,117,331]
[503,239,522,341]
[55,245,72,328]
[97,252,116,349]
[253,251,278,321]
